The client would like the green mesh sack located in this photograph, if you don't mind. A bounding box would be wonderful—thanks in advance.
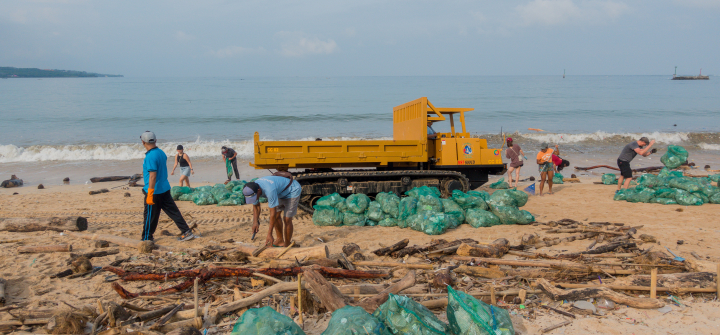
[637,174,660,188]
[553,172,564,184]
[710,193,720,204]
[312,206,344,226]
[487,189,527,208]
[440,199,465,229]
[661,145,689,169]
[405,186,441,198]
[346,194,371,214]
[378,218,399,227]
[372,294,449,335]
[625,187,655,203]
[232,185,246,193]
[192,192,217,205]
[696,184,720,197]
[343,212,367,226]
[447,286,514,335]
[367,201,388,222]
[651,198,678,205]
[322,305,391,335]
[170,186,193,200]
[451,190,489,210]
[406,212,450,235]
[218,194,245,206]
[177,193,194,201]
[468,190,490,201]
[259,196,268,203]
[194,185,213,193]
[398,196,418,221]
[334,200,348,212]
[658,167,684,179]
[520,210,535,224]
[675,189,703,206]
[465,208,502,228]
[491,205,533,225]
[377,192,400,218]
[417,195,444,214]
[317,193,345,207]
[490,178,509,189]
[613,189,631,201]
[230,306,305,335]
[225,180,242,191]
[602,174,618,185]
[654,188,677,200]
[211,187,232,202]
[213,183,227,189]
[669,177,702,192]
[366,220,378,227]
[693,192,709,204]
[709,174,720,183]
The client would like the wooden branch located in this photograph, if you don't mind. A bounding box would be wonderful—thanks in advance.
[575,165,663,172]
[120,305,178,326]
[150,303,184,330]
[456,239,509,258]
[353,261,434,269]
[537,278,663,309]
[64,231,174,251]
[215,281,303,315]
[302,268,348,312]
[158,317,202,334]
[90,176,131,183]
[373,239,409,256]
[253,272,284,284]
[355,270,416,313]
[580,242,636,255]
[0,217,87,232]
[542,320,572,333]
[275,241,295,259]
[453,265,506,279]
[540,305,575,318]
[235,242,328,260]
[89,189,109,195]
[67,249,119,264]
[552,282,717,293]
[17,244,72,253]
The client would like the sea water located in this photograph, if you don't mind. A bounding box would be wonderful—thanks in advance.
[1,76,718,185]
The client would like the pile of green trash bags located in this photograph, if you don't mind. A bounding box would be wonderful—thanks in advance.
[232,289,515,335]
[312,185,535,235]
[602,173,618,185]
[171,180,250,206]
[661,145,689,169]
[489,178,509,189]
[614,167,720,206]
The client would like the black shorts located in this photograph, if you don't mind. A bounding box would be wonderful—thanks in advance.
[617,159,632,178]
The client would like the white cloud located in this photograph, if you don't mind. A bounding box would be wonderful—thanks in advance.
[174,31,195,42]
[276,32,337,57]
[516,0,628,26]
[207,46,265,58]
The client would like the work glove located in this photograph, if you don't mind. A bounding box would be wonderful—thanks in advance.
[146,189,155,205]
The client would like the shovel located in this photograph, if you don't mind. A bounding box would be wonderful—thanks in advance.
[665,247,685,262]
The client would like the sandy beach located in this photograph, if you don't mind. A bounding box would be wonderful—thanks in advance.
[1,173,719,334]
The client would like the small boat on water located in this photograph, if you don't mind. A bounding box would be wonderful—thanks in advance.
[672,67,709,80]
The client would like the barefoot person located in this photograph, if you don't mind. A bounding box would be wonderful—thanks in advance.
[139,131,197,242]
[536,142,555,196]
[617,137,656,191]
[221,146,240,182]
[245,175,301,247]
[505,137,525,188]
[170,145,194,187]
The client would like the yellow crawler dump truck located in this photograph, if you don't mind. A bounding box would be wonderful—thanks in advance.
[251,97,506,212]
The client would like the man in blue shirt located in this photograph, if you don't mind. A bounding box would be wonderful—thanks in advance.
[140,131,197,242]
[243,175,301,247]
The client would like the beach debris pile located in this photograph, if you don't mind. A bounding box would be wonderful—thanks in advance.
[172,178,267,206]
[0,175,23,188]
[312,186,534,235]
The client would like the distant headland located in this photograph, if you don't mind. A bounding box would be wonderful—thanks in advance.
[0,67,123,78]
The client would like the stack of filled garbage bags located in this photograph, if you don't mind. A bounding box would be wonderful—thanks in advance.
[312,185,534,235]
[169,178,267,206]
[231,287,514,335]
[612,145,720,205]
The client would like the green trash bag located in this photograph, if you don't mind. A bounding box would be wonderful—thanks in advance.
[465,208,502,228]
[654,188,677,200]
[440,199,465,229]
[491,205,534,225]
[661,145,689,169]
[417,195,444,213]
[312,206,344,226]
[218,194,245,206]
[625,187,656,203]
[693,192,709,204]
[343,212,367,226]
[602,174,618,185]
[405,186,441,198]
[696,184,720,197]
[651,198,678,205]
[334,200,348,212]
[346,194,370,214]
[406,212,450,235]
[709,174,720,183]
[452,190,489,210]
[225,180,242,191]
[192,192,217,205]
[213,183,226,189]
[366,220,378,226]
[177,193,194,201]
[170,186,193,200]
[372,294,449,335]
[490,178,509,189]
[487,189,528,208]
[637,174,660,188]
[317,193,345,207]
[232,185,246,193]
[367,202,388,222]
[194,185,213,193]
[468,190,490,201]
[211,187,232,202]
[709,192,720,204]
[398,196,418,221]
[377,192,401,218]
[322,305,391,335]
[553,172,564,185]
[230,306,305,335]
[669,177,702,193]
[675,189,703,206]
[613,188,632,201]
[447,286,514,335]
[378,218,399,227]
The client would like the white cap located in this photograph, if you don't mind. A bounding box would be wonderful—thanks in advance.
[140,131,156,143]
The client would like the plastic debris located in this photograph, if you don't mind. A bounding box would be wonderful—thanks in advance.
[230,306,305,335]
[661,145,689,169]
[447,286,514,335]
[373,294,449,335]
[346,194,371,214]
[321,305,391,335]
[490,178,510,189]
[312,206,344,226]
[602,173,618,185]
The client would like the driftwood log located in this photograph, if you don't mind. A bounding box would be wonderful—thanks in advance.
[0,278,5,306]
[453,265,506,279]
[235,243,328,260]
[536,278,663,309]
[67,249,119,264]
[0,217,87,232]
[17,244,72,253]
[89,189,109,195]
[90,176,132,183]
[372,239,409,256]
[63,231,175,251]
[575,165,664,172]
[456,238,509,258]
[610,272,717,289]
[391,239,476,258]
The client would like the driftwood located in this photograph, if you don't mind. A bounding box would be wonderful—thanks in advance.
[0,278,5,306]
[575,165,664,172]
[456,239,509,258]
[609,272,717,289]
[532,232,599,249]
[150,303,184,330]
[235,243,328,260]
[17,244,72,253]
[63,231,174,251]
[356,270,416,313]
[540,305,576,318]
[159,317,202,333]
[536,278,663,309]
[581,242,636,255]
[353,261,434,269]
[89,189,109,195]
[373,239,409,256]
[67,249,119,264]
[214,281,303,318]
[453,265,506,279]
[120,305,177,326]
[391,239,476,258]
[0,217,87,232]
[302,268,349,312]
[90,176,131,183]
[541,320,572,333]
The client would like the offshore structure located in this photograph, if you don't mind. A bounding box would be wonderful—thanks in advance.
[672,66,709,80]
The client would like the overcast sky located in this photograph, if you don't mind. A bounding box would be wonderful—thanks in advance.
[1,0,717,77]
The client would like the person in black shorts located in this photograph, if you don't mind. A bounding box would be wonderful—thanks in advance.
[221,146,240,182]
[617,137,656,191]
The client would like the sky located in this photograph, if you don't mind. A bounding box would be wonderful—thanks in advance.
[0,0,718,77]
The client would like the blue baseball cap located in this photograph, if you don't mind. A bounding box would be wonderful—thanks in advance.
[243,182,260,204]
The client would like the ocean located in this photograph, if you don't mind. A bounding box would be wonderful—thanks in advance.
[1,76,718,185]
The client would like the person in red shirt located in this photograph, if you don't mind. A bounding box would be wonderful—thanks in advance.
[551,145,570,173]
